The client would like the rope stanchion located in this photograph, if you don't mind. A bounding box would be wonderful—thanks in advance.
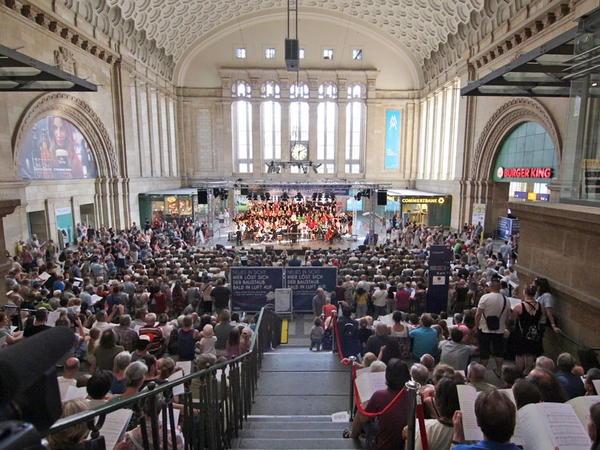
[405,380,420,450]
[416,393,429,450]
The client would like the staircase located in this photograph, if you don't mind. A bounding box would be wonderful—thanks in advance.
[232,416,361,449]
[231,315,361,449]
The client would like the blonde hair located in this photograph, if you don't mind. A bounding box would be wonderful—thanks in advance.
[47,398,89,449]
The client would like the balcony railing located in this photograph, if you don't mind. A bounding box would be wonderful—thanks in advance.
[38,308,282,450]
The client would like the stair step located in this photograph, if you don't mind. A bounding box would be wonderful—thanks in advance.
[243,421,348,431]
[238,429,348,439]
[231,437,363,449]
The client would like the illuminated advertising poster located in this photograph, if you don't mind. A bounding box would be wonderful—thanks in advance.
[18,116,98,180]
[384,110,401,170]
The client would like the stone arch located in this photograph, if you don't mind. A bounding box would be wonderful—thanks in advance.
[12,93,119,178]
[471,98,562,181]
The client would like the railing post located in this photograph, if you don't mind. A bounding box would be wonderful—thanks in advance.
[405,380,420,450]
[348,356,356,420]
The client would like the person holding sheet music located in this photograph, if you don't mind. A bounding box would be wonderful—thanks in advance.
[342,358,411,450]
[450,387,520,449]
[114,394,184,450]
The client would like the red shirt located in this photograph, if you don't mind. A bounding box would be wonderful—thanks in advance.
[323,303,337,322]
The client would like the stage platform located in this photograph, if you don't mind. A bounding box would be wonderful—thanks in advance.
[212,233,362,254]
[208,215,384,254]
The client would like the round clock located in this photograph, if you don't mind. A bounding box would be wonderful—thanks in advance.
[291,143,308,161]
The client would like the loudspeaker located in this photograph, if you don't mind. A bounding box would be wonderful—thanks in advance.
[241,188,250,196]
[377,190,387,206]
[285,38,299,72]
[197,190,208,204]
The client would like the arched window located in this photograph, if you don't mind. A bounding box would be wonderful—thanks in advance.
[231,80,253,173]
[261,81,281,166]
[345,83,366,173]
[317,82,338,173]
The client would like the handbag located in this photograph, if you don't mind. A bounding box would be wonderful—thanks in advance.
[483,295,506,331]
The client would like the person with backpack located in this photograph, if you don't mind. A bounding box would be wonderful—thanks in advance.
[337,305,361,359]
[510,284,544,375]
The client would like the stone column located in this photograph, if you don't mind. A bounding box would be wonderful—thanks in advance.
[0,200,21,307]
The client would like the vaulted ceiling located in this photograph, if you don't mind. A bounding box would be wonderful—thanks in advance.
[64,0,530,83]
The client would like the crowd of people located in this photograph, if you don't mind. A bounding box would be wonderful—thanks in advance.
[232,198,352,244]
[2,214,598,450]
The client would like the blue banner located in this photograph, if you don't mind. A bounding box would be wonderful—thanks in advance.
[385,110,401,170]
[496,217,520,241]
[230,267,284,311]
[427,245,453,314]
[285,267,338,313]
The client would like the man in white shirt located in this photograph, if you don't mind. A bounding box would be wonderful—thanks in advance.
[475,278,509,376]
[57,357,80,400]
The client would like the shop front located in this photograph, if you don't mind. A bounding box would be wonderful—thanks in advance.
[492,121,558,202]
[139,189,197,226]
[388,190,452,227]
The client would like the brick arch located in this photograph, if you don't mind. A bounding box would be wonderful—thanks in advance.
[12,93,119,178]
[471,98,561,181]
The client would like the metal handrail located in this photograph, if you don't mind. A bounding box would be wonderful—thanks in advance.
[40,308,283,450]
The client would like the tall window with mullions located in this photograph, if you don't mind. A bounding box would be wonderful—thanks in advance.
[345,83,366,174]
[317,82,338,174]
[232,80,253,173]
[261,81,281,169]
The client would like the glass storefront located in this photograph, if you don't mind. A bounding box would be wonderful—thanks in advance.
[562,28,600,204]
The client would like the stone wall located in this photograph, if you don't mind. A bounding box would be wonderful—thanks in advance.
[509,201,600,361]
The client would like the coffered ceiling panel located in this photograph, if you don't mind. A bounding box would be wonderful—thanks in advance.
[69,0,496,63]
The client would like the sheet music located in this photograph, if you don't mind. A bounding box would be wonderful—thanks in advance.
[177,361,192,375]
[102,408,133,450]
[354,371,387,403]
[47,310,62,327]
[168,370,185,396]
[63,385,88,402]
[37,272,51,282]
[518,402,591,450]
[456,384,483,442]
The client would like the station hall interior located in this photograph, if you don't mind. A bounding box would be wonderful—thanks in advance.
[1,0,600,359]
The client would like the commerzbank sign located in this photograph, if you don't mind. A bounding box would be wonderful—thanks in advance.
[401,197,446,204]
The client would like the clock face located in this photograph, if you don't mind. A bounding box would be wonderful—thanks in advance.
[291,143,308,161]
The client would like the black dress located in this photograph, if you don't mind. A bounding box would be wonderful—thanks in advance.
[515,301,543,356]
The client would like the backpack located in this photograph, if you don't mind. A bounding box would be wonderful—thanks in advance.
[343,321,357,338]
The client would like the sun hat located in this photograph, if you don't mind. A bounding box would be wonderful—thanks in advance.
[201,324,214,338]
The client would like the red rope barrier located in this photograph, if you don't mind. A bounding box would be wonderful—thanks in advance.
[416,397,429,450]
[333,315,345,360]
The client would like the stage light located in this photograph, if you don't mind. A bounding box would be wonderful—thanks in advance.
[281,192,289,201]
[296,192,303,200]
[302,165,309,174]
[312,163,322,174]
[265,192,271,201]
[363,189,371,199]
[330,194,335,202]
[312,193,318,201]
